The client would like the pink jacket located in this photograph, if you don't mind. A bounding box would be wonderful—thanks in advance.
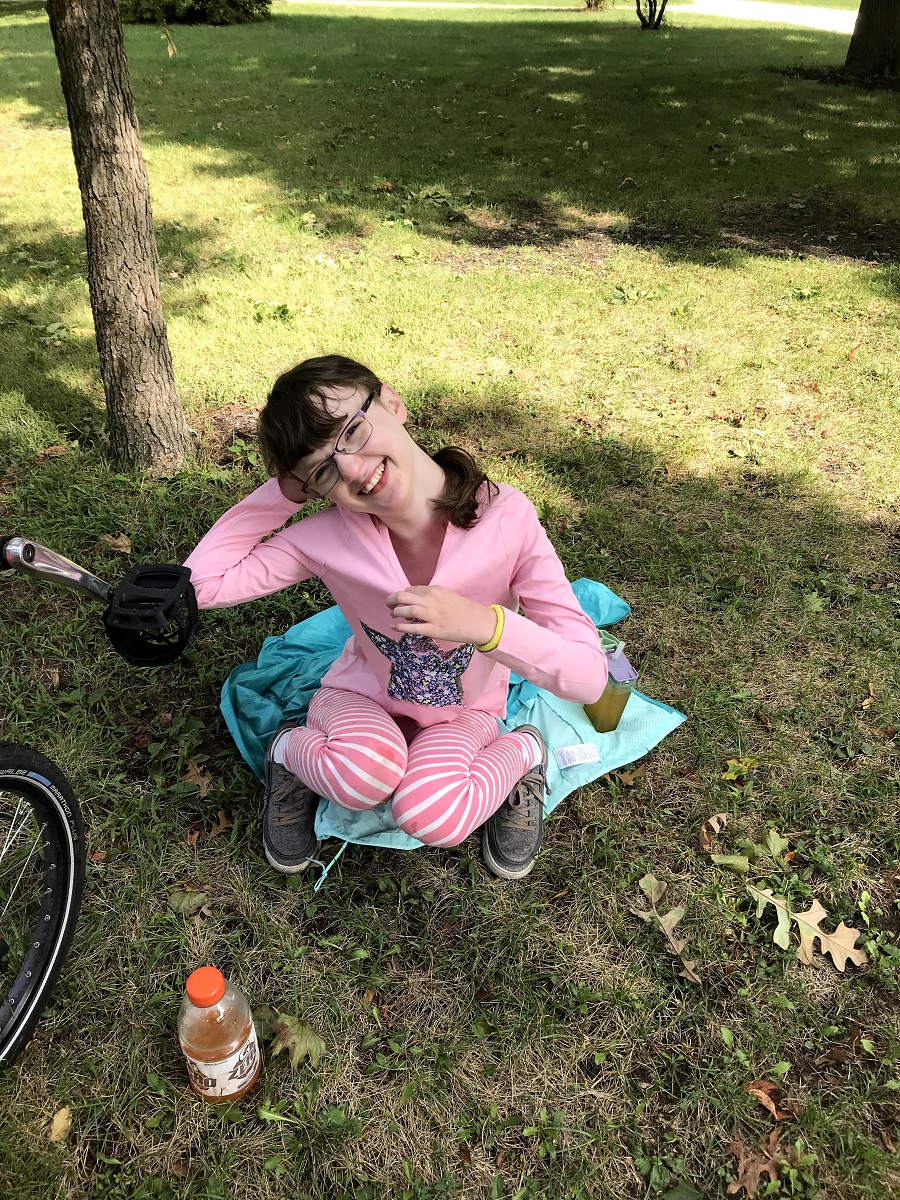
[184,479,607,725]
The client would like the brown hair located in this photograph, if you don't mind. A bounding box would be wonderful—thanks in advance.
[258,355,497,530]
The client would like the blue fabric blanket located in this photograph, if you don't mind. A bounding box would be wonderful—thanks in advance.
[220,579,685,852]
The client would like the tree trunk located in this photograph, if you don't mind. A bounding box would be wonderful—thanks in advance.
[844,0,900,77]
[46,0,192,473]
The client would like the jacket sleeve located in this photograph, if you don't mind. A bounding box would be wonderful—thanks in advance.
[183,478,318,609]
[485,491,608,704]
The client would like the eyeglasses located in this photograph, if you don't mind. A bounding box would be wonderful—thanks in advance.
[286,389,377,498]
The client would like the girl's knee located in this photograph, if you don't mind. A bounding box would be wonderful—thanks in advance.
[329,786,396,814]
[393,804,469,848]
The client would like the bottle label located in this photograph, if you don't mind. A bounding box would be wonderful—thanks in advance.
[183,1025,261,1100]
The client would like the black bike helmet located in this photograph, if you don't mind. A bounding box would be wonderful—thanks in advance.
[103,564,199,667]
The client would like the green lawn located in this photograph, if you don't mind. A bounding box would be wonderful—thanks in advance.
[755,0,858,10]
[1,2,899,1198]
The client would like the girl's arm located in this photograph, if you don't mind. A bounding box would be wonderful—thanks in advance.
[184,478,317,609]
[487,492,609,705]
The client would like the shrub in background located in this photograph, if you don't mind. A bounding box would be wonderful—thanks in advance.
[120,0,271,24]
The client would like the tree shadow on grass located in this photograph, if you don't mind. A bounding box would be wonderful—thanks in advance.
[1,10,898,268]
[0,219,235,455]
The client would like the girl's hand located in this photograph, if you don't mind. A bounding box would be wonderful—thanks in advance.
[386,586,498,646]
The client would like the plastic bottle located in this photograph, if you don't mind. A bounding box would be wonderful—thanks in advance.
[584,641,639,734]
[178,966,261,1102]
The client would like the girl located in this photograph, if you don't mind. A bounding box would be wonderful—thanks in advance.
[184,356,607,880]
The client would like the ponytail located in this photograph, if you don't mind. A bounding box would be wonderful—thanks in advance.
[431,446,498,530]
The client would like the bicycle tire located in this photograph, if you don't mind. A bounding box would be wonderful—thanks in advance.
[0,744,85,1067]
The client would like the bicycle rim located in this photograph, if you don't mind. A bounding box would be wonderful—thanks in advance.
[0,745,85,1068]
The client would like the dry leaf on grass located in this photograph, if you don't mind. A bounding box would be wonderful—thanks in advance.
[748,887,867,971]
[181,759,214,799]
[727,1130,784,1197]
[34,445,69,464]
[88,849,107,864]
[48,1105,72,1143]
[794,899,867,970]
[632,874,701,985]
[209,809,233,836]
[613,763,646,786]
[639,873,667,906]
[745,1079,799,1121]
[185,819,204,849]
[97,532,132,554]
[699,812,729,852]
[749,886,792,950]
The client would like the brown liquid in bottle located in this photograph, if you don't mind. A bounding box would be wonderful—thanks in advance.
[181,1011,261,1102]
[179,967,261,1103]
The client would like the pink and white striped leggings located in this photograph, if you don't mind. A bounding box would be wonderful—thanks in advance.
[276,687,539,848]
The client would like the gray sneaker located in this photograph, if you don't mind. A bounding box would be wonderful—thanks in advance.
[262,724,321,875]
[482,725,547,880]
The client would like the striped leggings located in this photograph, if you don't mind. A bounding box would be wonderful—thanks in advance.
[277,687,539,848]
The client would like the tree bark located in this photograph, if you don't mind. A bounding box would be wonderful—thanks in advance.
[46,0,192,473]
[844,0,900,77]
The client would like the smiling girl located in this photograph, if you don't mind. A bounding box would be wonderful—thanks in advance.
[184,355,607,880]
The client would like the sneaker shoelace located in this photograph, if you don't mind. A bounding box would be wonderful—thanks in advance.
[270,770,316,827]
[499,766,545,832]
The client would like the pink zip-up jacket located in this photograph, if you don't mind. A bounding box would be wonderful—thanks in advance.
[184,479,607,726]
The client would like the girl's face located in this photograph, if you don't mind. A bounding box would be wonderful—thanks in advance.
[278,384,414,513]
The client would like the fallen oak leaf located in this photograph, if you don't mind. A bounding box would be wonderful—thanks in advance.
[748,885,792,950]
[793,899,867,971]
[639,872,667,906]
[699,812,729,852]
[814,1046,853,1067]
[745,1079,798,1121]
[614,763,646,786]
[755,709,772,730]
[181,759,214,799]
[749,888,868,970]
[98,532,133,554]
[633,882,702,985]
[209,808,233,837]
[184,818,204,849]
[726,1130,783,1197]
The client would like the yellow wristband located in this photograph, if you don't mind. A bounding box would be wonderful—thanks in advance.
[475,605,505,654]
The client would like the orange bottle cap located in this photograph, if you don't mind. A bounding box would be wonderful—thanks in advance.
[186,966,226,1007]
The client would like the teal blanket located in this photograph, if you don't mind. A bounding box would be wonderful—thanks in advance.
[220,579,685,852]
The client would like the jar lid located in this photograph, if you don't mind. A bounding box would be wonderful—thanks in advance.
[186,966,226,1007]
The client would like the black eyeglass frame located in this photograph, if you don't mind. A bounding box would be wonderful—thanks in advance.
[284,389,378,498]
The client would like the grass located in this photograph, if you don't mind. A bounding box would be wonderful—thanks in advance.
[1,1,899,1198]
[748,0,858,10]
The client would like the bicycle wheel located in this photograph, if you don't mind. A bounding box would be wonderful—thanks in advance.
[0,744,85,1067]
